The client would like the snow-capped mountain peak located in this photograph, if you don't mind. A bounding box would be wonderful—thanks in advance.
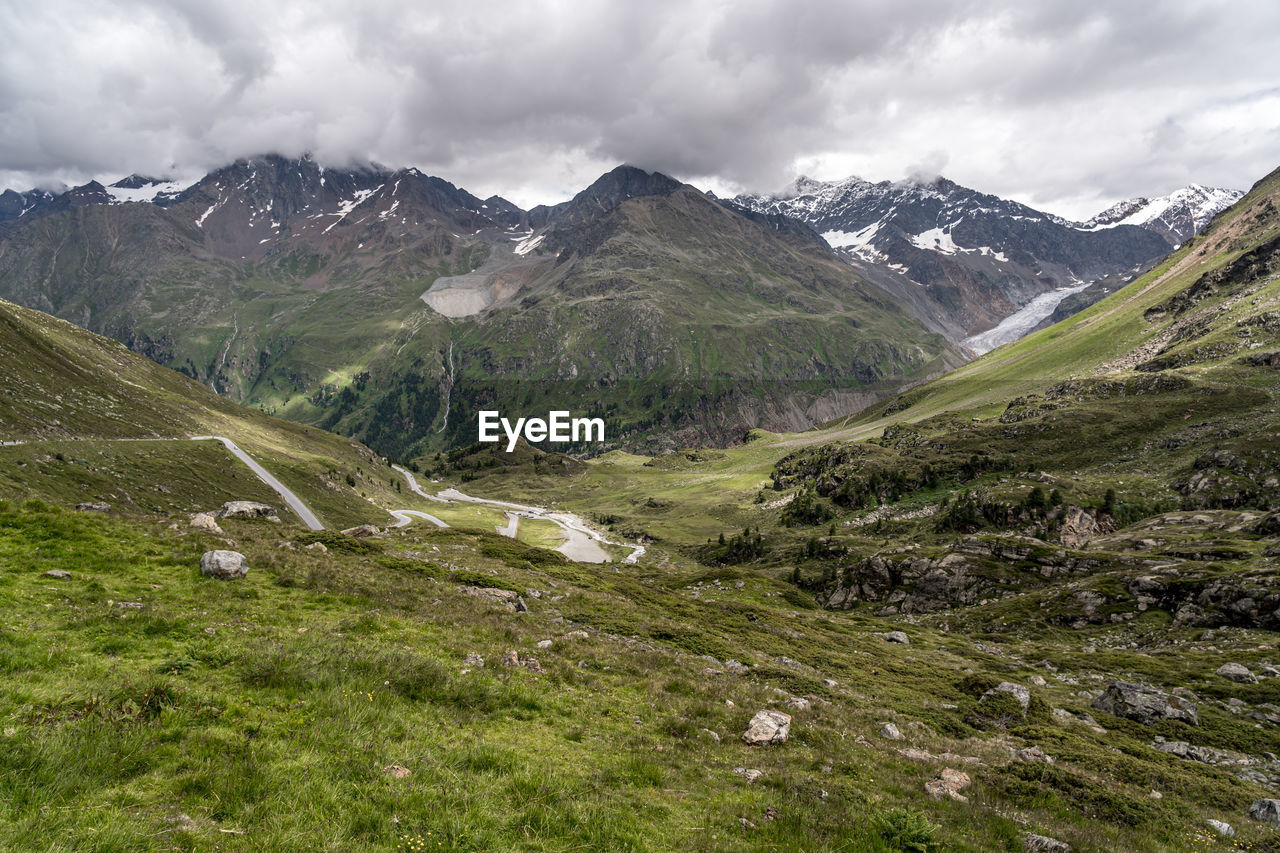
[1080,184,1243,244]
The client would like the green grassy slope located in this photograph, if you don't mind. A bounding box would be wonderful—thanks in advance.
[0,297,414,527]
[3,500,1276,852]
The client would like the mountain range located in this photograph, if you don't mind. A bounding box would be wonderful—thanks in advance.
[733,176,1240,346]
[0,155,1240,457]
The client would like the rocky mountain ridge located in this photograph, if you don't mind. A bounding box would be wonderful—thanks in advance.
[733,175,1237,341]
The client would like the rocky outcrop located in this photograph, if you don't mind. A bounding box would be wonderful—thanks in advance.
[1250,799,1280,826]
[200,550,249,580]
[924,767,971,802]
[982,682,1031,716]
[1058,506,1112,549]
[1091,682,1198,725]
[219,501,279,521]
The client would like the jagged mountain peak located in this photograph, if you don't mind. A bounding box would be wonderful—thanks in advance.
[1081,184,1244,244]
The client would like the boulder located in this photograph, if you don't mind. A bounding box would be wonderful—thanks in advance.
[1091,681,1198,725]
[879,631,910,644]
[1216,662,1257,684]
[1206,820,1234,837]
[189,512,223,532]
[742,710,791,745]
[878,722,904,740]
[784,696,811,711]
[733,767,762,783]
[982,682,1032,716]
[924,768,971,802]
[341,524,381,537]
[43,569,71,580]
[200,550,249,580]
[219,501,279,521]
[1249,799,1280,826]
[564,630,590,640]
[305,542,328,553]
[76,502,110,513]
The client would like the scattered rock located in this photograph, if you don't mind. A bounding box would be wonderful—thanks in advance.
[724,659,750,674]
[76,501,110,513]
[305,542,328,554]
[536,640,553,650]
[982,682,1032,716]
[515,596,529,613]
[1249,799,1280,826]
[1217,662,1257,684]
[783,696,811,711]
[341,524,381,537]
[1013,746,1053,764]
[700,728,721,743]
[463,653,484,668]
[219,501,278,521]
[1028,675,1047,687]
[500,650,542,673]
[460,586,521,610]
[775,655,802,668]
[733,767,762,783]
[1091,681,1198,725]
[924,768,971,802]
[200,550,249,580]
[1206,819,1234,837]
[189,512,223,533]
[1024,833,1071,852]
[1152,739,1253,766]
[43,569,71,580]
[564,630,590,640]
[382,765,411,779]
[898,748,936,762]
[823,678,838,688]
[742,710,791,746]
[879,631,910,644]
[879,722,904,740]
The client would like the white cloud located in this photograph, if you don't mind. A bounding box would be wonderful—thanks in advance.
[0,0,1276,219]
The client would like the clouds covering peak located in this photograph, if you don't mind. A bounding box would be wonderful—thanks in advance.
[1,0,1277,219]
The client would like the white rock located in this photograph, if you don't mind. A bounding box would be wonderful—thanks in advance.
[199,550,248,580]
[741,710,791,745]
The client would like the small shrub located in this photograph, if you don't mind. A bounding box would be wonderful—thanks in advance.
[875,807,941,852]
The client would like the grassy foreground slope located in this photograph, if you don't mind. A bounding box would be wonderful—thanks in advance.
[4,501,1277,852]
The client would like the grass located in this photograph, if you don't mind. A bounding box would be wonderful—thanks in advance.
[3,499,1277,850]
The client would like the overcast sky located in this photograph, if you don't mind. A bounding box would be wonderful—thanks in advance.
[2,0,1277,219]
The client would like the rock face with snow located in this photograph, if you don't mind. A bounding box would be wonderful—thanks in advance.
[735,175,1174,340]
[1081,185,1243,245]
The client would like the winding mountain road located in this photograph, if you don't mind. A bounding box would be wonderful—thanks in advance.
[190,435,324,530]
[2,436,643,564]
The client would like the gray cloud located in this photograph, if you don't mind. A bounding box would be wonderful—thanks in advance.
[0,0,1276,219]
